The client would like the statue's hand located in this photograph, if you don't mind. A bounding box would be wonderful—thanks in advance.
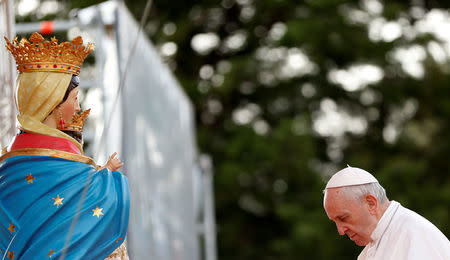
[105,152,124,171]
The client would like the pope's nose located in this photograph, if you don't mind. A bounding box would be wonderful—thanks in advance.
[336,224,347,236]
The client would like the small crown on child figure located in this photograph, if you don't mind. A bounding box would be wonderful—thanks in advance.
[62,109,91,132]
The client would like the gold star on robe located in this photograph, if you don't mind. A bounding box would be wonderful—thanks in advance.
[92,206,104,218]
[25,173,35,184]
[47,249,55,258]
[52,195,64,208]
[8,223,15,233]
[7,251,15,260]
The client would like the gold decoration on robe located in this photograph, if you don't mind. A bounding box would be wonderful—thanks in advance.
[25,173,35,184]
[105,241,129,260]
[47,249,55,258]
[92,206,104,218]
[8,223,15,233]
[7,251,15,260]
[0,148,97,167]
[52,195,64,208]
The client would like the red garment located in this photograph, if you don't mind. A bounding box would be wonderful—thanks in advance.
[8,132,81,155]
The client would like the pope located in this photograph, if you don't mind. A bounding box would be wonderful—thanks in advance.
[323,166,450,260]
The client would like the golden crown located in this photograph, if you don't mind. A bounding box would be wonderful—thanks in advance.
[62,109,91,132]
[4,32,94,75]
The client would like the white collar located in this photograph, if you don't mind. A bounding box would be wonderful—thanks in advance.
[370,200,400,244]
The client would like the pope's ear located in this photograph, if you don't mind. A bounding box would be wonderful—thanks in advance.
[364,194,378,214]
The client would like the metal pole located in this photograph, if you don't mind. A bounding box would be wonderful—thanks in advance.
[200,154,217,260]
[14,20,77,34]
[6,0,16,136]
[0,0,16,149]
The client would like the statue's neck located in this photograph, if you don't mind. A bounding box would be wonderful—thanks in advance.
[8,132,81,155]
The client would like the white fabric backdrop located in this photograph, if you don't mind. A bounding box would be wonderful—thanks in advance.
[0,0,16,149]
[115,2,199,259]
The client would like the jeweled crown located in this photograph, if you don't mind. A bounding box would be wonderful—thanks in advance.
[4,32,94,75]
[62,109,91,132]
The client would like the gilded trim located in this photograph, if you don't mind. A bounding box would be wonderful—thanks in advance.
[105,241,129,260]
[0,148,97,166]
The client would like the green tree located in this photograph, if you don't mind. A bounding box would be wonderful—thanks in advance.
[124,0,450,259]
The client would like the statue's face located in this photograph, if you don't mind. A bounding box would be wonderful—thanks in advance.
[324,188,377,246]
[59,87,80,128]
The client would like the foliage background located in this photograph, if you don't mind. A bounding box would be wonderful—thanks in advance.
[14,0,450,259]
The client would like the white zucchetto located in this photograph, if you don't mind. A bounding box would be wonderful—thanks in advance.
[326,166,378,189]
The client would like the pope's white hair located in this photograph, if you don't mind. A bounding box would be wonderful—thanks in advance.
[324,182,388,204]
[340,182,388,204]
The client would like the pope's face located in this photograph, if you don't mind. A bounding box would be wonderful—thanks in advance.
[324,188,378,246]
[59,87,80,128]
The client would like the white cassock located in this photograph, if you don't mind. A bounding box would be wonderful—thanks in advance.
[358,201,450,260]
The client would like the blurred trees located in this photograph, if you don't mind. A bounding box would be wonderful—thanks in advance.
[14,0,450,259]
[122,1,450,259]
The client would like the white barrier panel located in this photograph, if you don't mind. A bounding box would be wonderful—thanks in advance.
[0,0,16,149]
[114,2,200,259]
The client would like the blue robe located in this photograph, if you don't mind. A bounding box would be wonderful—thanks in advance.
[0,154,130,259]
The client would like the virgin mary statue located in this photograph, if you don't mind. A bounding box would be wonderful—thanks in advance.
[0,32,130,259]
